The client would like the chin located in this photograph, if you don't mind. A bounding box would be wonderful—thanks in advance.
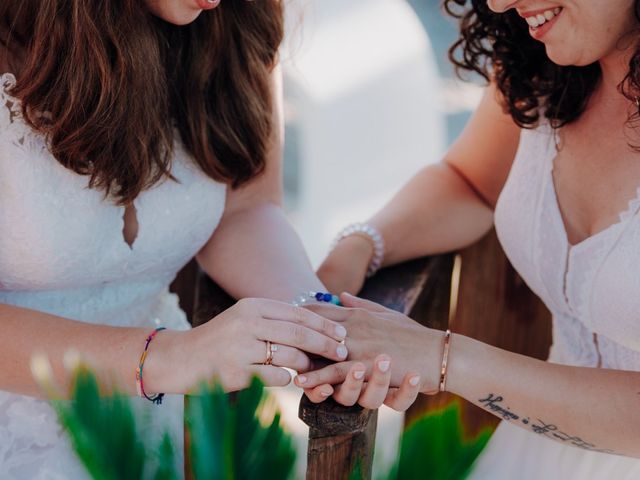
[545,48,592,67]
[150,7,203,26]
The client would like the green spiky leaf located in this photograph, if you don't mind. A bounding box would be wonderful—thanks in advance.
[52,368,147,480]
[385,401,492,480]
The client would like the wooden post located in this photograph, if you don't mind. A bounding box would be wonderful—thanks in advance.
[301,397,378,480]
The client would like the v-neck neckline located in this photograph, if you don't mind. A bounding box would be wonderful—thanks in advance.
[546,138,640,254]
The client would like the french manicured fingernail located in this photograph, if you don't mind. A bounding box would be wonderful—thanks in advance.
[337,345,348,358]
[409,375,420,386]
[335,325,347,338]
[378,360,390,372]
[297,375,307,385]
[353,370,365,380]
[320,388,332,397]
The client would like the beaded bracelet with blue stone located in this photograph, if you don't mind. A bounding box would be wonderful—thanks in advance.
[292,291,342,307]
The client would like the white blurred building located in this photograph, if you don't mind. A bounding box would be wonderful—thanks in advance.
[281,0,447,266]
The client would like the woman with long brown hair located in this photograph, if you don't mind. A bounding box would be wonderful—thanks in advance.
[0,1,421,476]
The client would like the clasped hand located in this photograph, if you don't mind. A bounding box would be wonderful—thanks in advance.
[295,293,444,411]
[166,295,440,413]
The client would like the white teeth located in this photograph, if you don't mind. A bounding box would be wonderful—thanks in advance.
[526,7,561,29]
[527,16,540,27]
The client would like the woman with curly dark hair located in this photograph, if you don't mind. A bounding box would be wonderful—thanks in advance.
[306,0,640,477]
[0,1,421,477]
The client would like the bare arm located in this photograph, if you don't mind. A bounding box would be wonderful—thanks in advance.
[0,303,151,397]
[448,333,640,457]
[196,64,324,302]
[319,83,521,293]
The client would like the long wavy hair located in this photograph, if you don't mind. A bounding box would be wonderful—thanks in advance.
[444,0,640,129]
[0,1,283,205]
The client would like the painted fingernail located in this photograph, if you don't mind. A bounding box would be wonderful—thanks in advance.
[337,345,348,359]
[297,375,307,385]
[378,360,390,372]
[353,370,365,380]
[335,325,347,338]
[409,375,420,386]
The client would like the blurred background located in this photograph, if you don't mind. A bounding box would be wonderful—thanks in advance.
[272,0,484,476]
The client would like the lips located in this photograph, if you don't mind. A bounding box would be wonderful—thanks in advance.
[196,0,221,10]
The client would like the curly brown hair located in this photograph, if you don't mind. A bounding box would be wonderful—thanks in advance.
[444,0,640,129]
[0,1,283,205]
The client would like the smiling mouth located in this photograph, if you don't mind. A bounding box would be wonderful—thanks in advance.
[522,7,562,29]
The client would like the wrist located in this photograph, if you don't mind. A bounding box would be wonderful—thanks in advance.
[317,236,373,292]
[331,223,384,277]
[440,333,481,397]
[419,328,448,394]
[322,235,372,276]
[141,329,188,395]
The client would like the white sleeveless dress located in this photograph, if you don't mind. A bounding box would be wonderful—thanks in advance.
[0,73,227,479]
[469,122,640,479]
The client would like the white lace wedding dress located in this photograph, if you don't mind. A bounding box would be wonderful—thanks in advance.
[468,122,640,479]
[0,73,227,479]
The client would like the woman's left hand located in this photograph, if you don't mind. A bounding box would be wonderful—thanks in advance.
[294,293,446,410]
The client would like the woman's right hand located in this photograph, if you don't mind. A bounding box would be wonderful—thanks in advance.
[317,235,373,295]
[148,298,349,394]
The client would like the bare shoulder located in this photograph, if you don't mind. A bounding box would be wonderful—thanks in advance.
[445,83,521,208]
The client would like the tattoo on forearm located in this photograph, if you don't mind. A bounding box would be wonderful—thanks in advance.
[477,394,520,421]
[478,393,614,454]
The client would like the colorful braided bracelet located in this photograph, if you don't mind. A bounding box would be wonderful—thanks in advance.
[135,327,166,405]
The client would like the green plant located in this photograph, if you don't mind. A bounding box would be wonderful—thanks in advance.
[43,358,489,480]
[186,378,296,480]
[384,402,492,480]
[51,367,295,480]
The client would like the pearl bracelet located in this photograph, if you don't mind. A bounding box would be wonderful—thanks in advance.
[331,223,385,277]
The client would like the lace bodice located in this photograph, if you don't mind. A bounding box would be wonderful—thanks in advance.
[0,72,227,478]
[0,72,226,322]
[494,122,640,371]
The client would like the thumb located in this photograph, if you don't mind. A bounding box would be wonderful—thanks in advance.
[340,292,389,312]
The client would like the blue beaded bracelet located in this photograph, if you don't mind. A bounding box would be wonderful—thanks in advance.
[292,291,342,307]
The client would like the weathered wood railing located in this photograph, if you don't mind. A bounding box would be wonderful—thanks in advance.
[171,229,552,479]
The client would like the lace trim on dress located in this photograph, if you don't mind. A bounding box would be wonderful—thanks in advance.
[0,72,48,154]
[1,73,20,123]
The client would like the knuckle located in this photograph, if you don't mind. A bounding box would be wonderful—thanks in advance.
[335,392,357,407]
[322,338,334,356]
[345,309,359,322]
[291,325,307,345]
[359,398,376,410]
[321,318,333,335]
[292,305,307,325]
[373,374,389,387]
[333,363,349,380]
[306,392,324,404]
[390,395,409,411]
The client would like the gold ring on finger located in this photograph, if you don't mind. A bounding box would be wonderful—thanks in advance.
[264,340,274,365]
